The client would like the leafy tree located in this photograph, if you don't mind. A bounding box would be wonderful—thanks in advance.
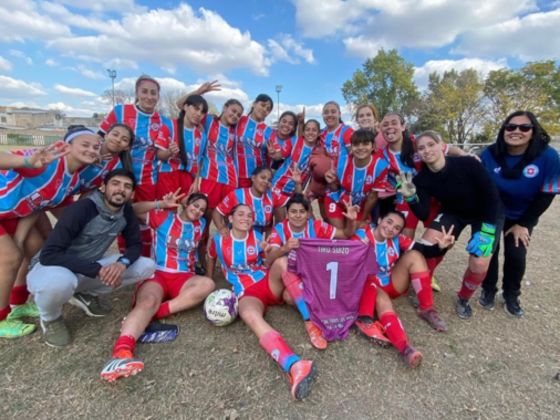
[341,49,420,119]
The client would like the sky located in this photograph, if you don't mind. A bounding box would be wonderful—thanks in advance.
[0,0,559,124]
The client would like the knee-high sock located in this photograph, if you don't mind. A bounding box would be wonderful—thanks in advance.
[112,334,136,357]
[259,330,300,373]
[0,306,10,322]
[379,311,408,352]
[155,301,171,319]
[426,256,444,276]
[9,285,30,306]
[411,271,433,311]
[358,276,377,319]
[281,271,309,321]
[457,268,486,300]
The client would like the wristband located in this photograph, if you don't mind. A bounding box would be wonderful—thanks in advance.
[404,194,418,203]
[23,156,34,169]
[156,200,160,210]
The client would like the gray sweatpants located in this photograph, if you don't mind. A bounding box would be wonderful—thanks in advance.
[27,254,156,322]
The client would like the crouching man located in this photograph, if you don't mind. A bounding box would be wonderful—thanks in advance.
[27,168,156,347]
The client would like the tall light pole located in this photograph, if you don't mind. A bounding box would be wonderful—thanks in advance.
[275,84,283,123]
[107,69,117,108]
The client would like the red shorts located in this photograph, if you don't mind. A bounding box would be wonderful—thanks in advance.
[240,276,283,312]
[238,177,252,188]
[396,199,441,229]
[133,183,157,203]
[0,219,19,237]
[134,270,195,305]
[156,171,194,200]
[200,178,236,209]
[324,196,369,221]
[368,274,408,300]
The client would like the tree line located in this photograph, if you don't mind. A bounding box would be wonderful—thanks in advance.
[342,49,560,144]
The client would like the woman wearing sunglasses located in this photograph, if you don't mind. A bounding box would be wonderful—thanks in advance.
[478,111,560,317]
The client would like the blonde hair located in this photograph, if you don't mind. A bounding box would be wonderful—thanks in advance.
[416,130,443,143]
[354,104,379,122]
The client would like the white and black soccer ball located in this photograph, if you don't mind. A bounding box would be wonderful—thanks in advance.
[203,289,238,327]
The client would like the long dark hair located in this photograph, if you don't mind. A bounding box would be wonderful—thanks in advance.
[177,94,208,167]
[303,119,321,146]
[384,112,415,168]
[248,94,274,117]
[105,123,133,172]
[277,111,298,138]
[323,100,344,125]
[219,98,244,125]
[495,111,550,161]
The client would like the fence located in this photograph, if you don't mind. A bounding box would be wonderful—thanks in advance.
[0,133,64,147]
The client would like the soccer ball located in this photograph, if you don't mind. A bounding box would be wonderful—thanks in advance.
[204,289,238,327]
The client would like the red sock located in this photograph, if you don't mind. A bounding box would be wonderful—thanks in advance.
[112,334,136,357]
[457,268,487,300]
[140,229,152,258]
[0,306,11,322]
[155,301,171,319]
[9,285,30,305]
[358,276,378,318]
[259,330,300,373]
[426,256,444,276]
[410,271,433,311]
[379,311,408,352]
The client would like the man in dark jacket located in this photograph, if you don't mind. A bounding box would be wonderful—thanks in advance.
[27,168,156,346]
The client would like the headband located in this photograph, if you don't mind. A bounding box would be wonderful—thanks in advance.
[64,127,95,143]
[135,77,161,91]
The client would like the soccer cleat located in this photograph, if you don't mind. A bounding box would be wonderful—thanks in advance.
[304,320,327,350]
[503,295,524,318]
[139,323,179,343]
[69,292,111,317]
[431,276,441,292]
[351,320,391,348]
[41,316,71,347]
[0,319,36,338]
[456,297,472,319]
[101,350,144,382]
[478,289,495,310]
[288,360,316,400]
[417,308,448,332]
[399,344,423,369]
[7,302,40,319]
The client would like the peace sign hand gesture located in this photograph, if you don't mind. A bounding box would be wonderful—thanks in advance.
[435,225,455,249]
[28,142,71,168]
[395,170,416,199]
[341,199,360,222]
[288,162,302,184]
[161,188,185,209]
[197,80,221,95]
[257,232,272,253]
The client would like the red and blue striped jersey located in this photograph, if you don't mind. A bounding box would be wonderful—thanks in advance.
[320,124,354,166]
[353,225,414,286]
[200,115,237,186]
[208,229,268,297]
[272,132,297,158]
[100,104,173,186]
[147,210,205,273]
[270,219,336,248]
[155,119,207,176]
[74,156,122,194]
[216,187,289,230]
[0,154,80,219]
[271,137,314,195]
[327,154,388,208]
[235,115,277,179]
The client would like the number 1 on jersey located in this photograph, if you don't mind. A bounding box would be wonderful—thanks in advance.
[326,261,339,300]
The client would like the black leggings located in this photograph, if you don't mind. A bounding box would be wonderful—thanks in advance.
[482,218,534,299]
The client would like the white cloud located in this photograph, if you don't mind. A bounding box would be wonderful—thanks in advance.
[103,58,139,70]
[77,65,105,80]
[45,3,271,76]
[54,84,98,98]
[0,56,12,71]
[9,101,41,108]
[453,9,560,61]
[268,39,298,65]
[0,0,71,42]
[0,76,47,98]
[45,58,59,67]
[161,67,177,75]
[53,0,140,13]
[267,34,316,65]
[414,58,508,88]
[9,49,33,65]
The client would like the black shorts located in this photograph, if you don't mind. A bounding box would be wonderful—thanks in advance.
[427,210,504,255]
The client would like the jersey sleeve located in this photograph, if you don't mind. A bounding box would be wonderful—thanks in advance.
[146,209,168,230]
[280,136,295,159]
[99,107,118,133]
[314,220,336,240]
[216,190,239,216]
[13,166,47,178]
[372,157,389,191]
[269,223,284,248]
[342,127,354,149]
[207,234,219,260]
[154,124,171,150]
[398,234,415,252]
[272,189,289,208]
[540,147,560,193]
[202,114,212,133]
[351,228,368,242]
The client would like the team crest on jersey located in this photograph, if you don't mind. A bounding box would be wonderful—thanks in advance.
[413,153,421,162]
[247,246,257,255]
[194,226,200,233]
[127,118,136,126]
[523,165,539,178]
[387,247,395,257]
[264,205,273,214]
[365,175,374,185]
[27,193,50,210]
[494,167,501,174]
[256,128,264,137]
[150,123,161,132]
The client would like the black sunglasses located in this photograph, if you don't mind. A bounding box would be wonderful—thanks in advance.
[504,123,533,133]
